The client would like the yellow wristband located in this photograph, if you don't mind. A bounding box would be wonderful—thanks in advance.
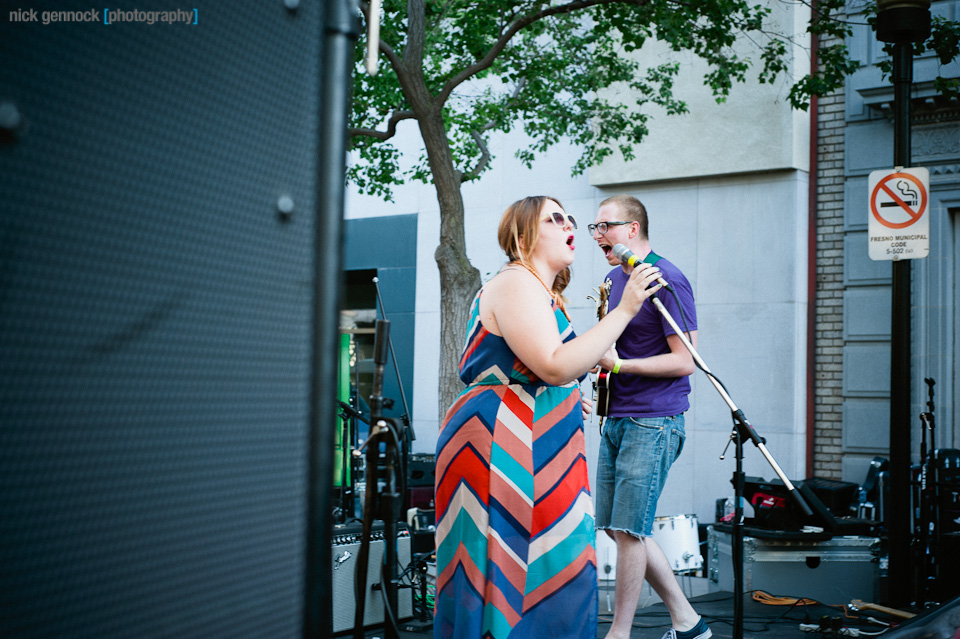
[612,358,623,374]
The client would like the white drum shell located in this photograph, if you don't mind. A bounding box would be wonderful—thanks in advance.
[651,514,703,574]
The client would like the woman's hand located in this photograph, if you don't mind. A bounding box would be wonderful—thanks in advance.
[617,263,662,316]
[580,393,593,421]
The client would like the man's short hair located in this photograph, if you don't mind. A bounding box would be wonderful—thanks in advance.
[600,194,648,240]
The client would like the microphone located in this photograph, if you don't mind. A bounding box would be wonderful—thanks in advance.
[611,244,672,291]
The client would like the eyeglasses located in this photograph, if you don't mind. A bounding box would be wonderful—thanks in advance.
[544,211,578,230]
[587,220,631,235]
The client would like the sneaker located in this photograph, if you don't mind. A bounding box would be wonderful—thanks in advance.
[660,617,712,639]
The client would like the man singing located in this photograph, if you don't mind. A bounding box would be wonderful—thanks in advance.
[591,195,710,639]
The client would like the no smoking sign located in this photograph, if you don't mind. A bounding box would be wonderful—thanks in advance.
[868,167,930,261]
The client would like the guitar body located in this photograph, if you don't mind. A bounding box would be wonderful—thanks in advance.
[595,367,612,417]
[589,279,613,420]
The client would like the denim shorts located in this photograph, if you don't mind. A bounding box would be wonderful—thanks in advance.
[595,414,686,538]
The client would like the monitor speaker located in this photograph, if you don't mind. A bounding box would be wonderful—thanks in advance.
[331,522,412,634]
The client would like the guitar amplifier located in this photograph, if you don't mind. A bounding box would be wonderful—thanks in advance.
[331,521,413,634]
[408,453,436,487]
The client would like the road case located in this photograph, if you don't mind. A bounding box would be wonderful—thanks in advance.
[707,526,881,605]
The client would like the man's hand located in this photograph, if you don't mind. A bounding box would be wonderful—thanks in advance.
[598,345,619,372]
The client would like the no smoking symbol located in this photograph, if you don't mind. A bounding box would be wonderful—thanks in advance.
[870,172,927,229]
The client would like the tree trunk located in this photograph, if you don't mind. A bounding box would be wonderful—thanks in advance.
[435,235,481,422]
[395,0,483,423]
[416,112,482,423]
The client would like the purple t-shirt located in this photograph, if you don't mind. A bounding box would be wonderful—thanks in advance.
[605,255,697,417]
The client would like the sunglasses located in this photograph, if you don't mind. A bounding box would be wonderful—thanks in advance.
[544,211,578,230]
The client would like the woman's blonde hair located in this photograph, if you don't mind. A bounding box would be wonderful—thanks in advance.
[497,195,571,298]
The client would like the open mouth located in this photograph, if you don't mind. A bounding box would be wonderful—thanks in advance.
[599,242,612,257]
[566,235,575,249]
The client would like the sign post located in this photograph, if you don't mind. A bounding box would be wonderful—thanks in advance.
[868,167,930,261]
[876,0,931,607]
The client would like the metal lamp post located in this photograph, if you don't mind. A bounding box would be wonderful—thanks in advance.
[874,0,930,608]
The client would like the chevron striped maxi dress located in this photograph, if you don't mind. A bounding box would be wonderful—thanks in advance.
[434,291,598,638]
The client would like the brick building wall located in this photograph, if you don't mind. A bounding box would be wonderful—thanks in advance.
[813,34,847,478]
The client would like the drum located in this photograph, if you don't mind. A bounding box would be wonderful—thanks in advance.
[651,514,703,574]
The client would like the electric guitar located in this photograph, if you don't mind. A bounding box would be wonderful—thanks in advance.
[588,279,613,419]
[849,599,915,620]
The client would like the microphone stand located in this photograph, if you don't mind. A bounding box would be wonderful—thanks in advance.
[352,320,403,639]
[338,400,367,425]
[372,277,414,443]
[372,277,433,631]
[371,320,402,639]
[372,276,416,519]
[647,294,812,639]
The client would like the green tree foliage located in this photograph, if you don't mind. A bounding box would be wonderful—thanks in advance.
[863,5,960,98]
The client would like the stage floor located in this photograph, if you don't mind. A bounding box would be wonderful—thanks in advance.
[370,580,912,639]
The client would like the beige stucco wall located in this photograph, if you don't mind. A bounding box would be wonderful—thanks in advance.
[590,2,811,185]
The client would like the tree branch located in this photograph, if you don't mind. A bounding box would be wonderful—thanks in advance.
[436,0,649,105]
[461,129,493,182]
[349,110,417,141]
[459,78,526,181]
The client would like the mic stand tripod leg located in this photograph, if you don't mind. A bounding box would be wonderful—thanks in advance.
[379,423,400,639]
[368,319,402,639]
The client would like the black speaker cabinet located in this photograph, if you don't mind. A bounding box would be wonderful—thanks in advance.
[1,4,328,638]
[331,522,413,634]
